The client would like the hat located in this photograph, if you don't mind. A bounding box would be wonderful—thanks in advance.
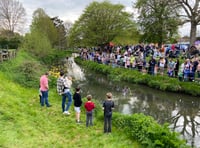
[106,92,112,98]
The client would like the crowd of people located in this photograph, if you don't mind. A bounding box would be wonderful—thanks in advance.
[79,44,200,82]
[39,71,115,133]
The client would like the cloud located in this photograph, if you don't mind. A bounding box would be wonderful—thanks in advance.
[18,0,192,37]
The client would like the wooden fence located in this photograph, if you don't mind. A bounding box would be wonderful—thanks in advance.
[0,49,17,62]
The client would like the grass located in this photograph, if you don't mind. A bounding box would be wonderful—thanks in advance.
[0,71,140,148]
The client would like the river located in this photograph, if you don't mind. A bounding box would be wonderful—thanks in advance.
[67,56,200,148]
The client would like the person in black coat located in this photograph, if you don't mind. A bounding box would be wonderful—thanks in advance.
[73,87,82,123]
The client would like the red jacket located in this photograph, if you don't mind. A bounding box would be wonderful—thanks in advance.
[84,101,95,111]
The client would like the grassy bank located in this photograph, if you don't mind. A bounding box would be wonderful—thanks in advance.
[0,50,139,148]
[0,72,138,147]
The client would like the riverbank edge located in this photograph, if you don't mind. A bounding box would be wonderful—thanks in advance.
[75,57,200,97]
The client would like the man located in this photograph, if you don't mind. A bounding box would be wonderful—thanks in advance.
[40,72,51,107]
[57,71,72,115]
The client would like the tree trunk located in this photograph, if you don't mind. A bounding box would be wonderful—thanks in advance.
[190,22,197,46]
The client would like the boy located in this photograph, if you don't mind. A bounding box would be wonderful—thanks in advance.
[73,87,82,123]
[102,92,114,133]
[84,95,95,127]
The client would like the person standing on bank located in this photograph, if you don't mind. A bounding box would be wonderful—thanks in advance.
[40,72,51,107]
[73,87,82,123]
[84,95,95,127]
[102,92,114,133]
[57,71,72,115]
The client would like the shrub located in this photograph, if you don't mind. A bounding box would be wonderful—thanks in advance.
[14,60,43,87]
[113,113,189,148]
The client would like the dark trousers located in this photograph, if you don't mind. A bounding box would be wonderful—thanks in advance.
[41,90,50,107]
[104,114,112,133]
[86,111,93,127]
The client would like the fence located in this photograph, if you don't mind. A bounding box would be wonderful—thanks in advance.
[0,49,17,62]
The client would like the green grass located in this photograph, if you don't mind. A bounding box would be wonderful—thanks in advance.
[0,71,140,148]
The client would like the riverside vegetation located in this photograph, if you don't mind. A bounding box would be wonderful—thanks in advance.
[0,49,189,148]
[75,57,200,97]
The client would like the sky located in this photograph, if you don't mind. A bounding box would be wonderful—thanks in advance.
[18,0,194,36]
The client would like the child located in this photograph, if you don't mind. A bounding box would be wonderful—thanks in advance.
[39,85,42,104]
[73,87,82,123]
[84,95,95,127]
[102,92,114,133]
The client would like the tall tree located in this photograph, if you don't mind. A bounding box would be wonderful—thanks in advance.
[175,0,200,45]
[0,0,26,33]
[51,16,67,49]
[68,1,136,47]
[31,8,57,47]
[135,0,180,45]
[23,8,56,58]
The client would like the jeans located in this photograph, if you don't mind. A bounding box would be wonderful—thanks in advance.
[86,111,93,127]
[62,91,72,112]
[104,114,112,133]
[41,90,50,107]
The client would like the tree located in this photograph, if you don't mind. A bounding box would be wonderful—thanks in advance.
[51,16,67,49]
[175,0,200,46]
[31,8,58,47]
[135,0,180,45]
[0,0,26,33]
[23,8,57,58]
[68,1,136,47]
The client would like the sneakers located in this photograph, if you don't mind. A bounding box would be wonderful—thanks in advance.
[63,111,70,115]
[76,120,82,124]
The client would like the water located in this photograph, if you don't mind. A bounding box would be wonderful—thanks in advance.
[67,57,200,148]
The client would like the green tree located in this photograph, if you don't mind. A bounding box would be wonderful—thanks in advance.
[51,16,67,50]
[135,0,180,45]
[68,1,136,47]
[23,30,52,57]
[30,8,57,47]
[22,8,56,59]
[0,30,23,49]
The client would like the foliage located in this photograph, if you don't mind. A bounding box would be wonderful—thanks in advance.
[0,50,44,88]
[113,113,189,148]
[14,60,42,87]
[135,0,180,45]
[75,57,200,96]
[31,8,58,47]
[68,1,137,47]
[51,16,68,49]
[22,31,52,59]
[0,31,23,49]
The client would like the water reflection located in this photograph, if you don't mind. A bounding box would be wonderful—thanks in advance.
[69,59,200,147]
[74,71,200,147]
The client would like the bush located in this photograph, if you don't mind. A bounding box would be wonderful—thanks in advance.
[113,113,189,148]
[14,60,43,87]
